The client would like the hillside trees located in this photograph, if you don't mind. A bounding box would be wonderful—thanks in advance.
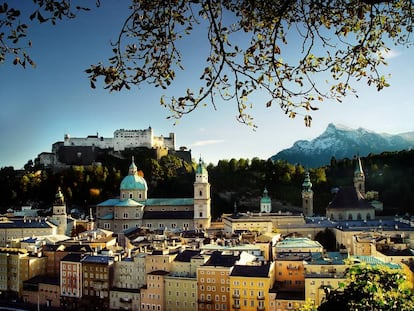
[1,1,413,126]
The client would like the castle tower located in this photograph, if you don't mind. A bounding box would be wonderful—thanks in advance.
[353,156,365,196]
[51,187,68,235]
[260,187,272,213]
[193,158,211,229]
[302,171,314,217]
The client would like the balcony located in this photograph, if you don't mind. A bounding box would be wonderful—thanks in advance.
[257,295,265,300]
[232,294,240,298]
[120,297,132,303]
[233,304,240,309]
[257,306,265,311]
[287,265,300,270]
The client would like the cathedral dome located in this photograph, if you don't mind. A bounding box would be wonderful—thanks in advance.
[120,174,148,191]
[120,157,148,191]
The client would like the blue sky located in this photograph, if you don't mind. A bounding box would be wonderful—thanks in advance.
[1,2,413,169]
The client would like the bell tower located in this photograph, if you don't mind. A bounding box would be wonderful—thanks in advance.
[193,158,211,229]
[51,187,68,235]
[302,171,314,217]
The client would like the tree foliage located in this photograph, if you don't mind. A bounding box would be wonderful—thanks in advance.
[318,264,414,311]
[1,1,413,126]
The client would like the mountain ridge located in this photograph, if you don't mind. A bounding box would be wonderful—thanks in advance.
[271,123,414,167]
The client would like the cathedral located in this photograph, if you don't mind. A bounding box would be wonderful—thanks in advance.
[96,157,211,234]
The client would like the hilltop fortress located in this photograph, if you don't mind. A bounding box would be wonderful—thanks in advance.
[36,127,190,168]
[63,127,175,151]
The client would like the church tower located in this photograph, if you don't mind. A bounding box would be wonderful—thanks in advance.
[260,187,272,213]
[302,171,314,217]
[353,156,365,196]
[51,187,68,235]
[193,158,211,229]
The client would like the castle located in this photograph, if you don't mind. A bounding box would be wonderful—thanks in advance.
[63,127,175,151]
[36,128,191,168]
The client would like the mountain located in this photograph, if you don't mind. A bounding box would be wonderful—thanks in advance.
[271,123,414,167]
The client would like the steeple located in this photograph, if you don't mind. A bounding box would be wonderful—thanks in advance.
[302,171,314,217]
[353,156,365,195]
[129,156,138,175]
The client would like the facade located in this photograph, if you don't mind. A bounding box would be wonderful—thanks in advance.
[229,263,275,311]
[0,247,47,297]
[96,157,211,234]
[81,255,114,310]
[197,251,239,311]
[303,251,348,306]
[63,128,175,151]
[0,218,57,247]
[22,275,60,308]
[60,253,83,309]
[274,252,310,291]
[140,270,169,311]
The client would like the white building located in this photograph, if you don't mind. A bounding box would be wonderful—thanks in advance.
[63,127,175,151]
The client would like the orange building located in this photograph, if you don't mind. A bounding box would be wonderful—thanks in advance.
[140,270,169,311]
[274,252,310,291]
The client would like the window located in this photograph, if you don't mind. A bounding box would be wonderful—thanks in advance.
[104,223,110,229]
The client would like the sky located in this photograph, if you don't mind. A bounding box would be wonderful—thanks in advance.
[1,2,413,169]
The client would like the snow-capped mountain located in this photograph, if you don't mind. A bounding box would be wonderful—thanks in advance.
[271,123,414,167]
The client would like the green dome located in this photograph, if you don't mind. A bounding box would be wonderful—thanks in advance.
[120,157,148,190]
[120,174,148,190]
[260,188,271,204]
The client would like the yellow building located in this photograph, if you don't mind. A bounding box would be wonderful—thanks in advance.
[145,249,177,273]
[165,250,206,311]
[165,276,197,311]
[229,262,275,311]
[0,247,47,297]
[303,251,349,307]
[197,251,238,311]
[113,253,146,290]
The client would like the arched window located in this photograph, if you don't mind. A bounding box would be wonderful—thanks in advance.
[338,213,343,220]
[366,213,371,220]
[348,214,353,220]
[357,213,362,220]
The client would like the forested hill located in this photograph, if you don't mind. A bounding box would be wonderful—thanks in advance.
[1,149,414,218]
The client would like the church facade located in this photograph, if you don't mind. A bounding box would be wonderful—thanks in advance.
[96,158,211,233]
[326,157,376,221]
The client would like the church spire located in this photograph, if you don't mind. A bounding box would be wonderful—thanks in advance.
[353,156,365,195]
[302,171,313,217]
